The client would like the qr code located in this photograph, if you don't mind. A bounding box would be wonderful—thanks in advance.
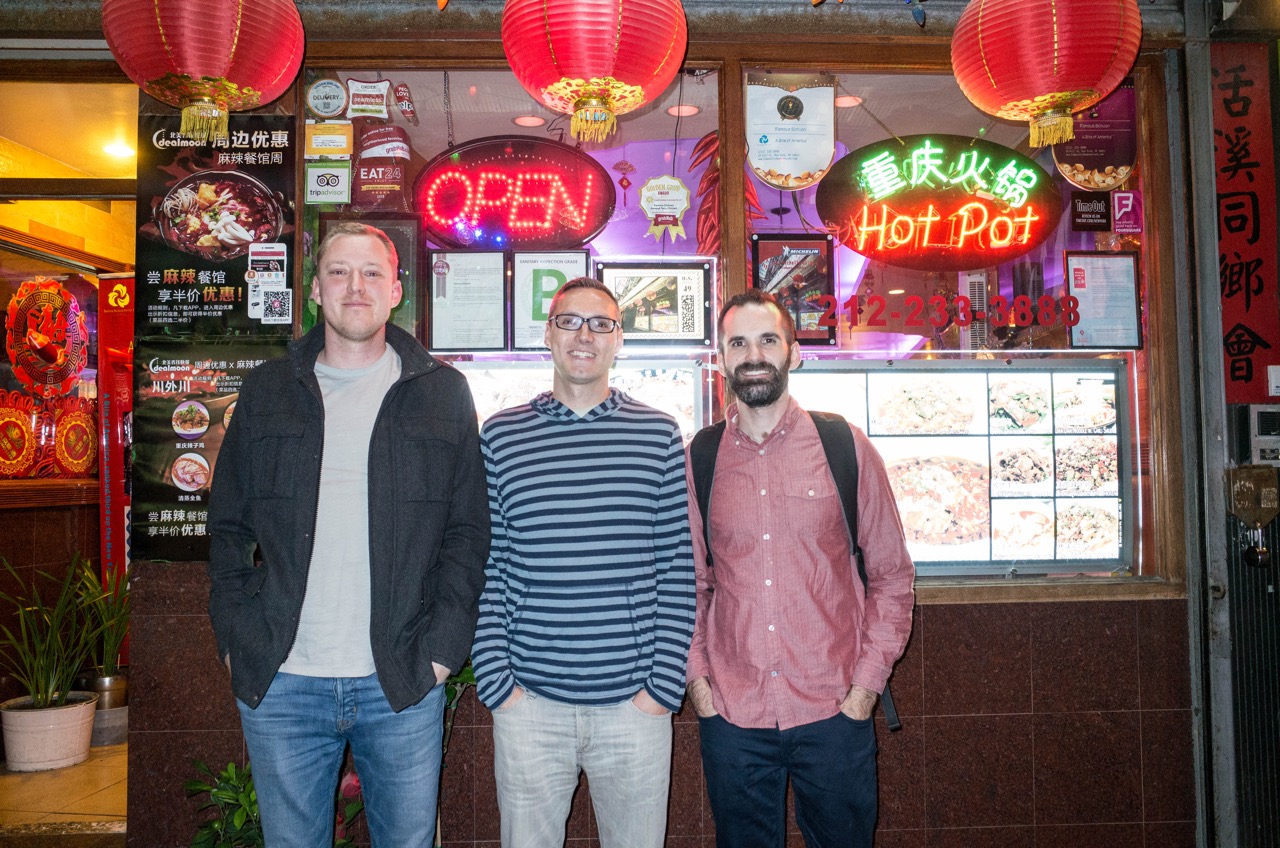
[261,288,292,324]
[679,294,696,333]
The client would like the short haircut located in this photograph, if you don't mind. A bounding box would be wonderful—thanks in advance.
[717,289,797,348]
[548,276,620,316]
[314,222,399,273]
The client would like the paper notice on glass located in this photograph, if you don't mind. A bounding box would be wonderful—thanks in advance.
[746,73,835,191]
[1065,252,1141,349]
[428,251,507,351]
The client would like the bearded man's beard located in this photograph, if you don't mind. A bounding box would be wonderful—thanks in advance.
[729,360,788,408]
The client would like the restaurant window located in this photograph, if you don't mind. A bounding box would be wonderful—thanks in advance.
[740,68,1160,582]
[0,80,138,486]
[298,66,721,438]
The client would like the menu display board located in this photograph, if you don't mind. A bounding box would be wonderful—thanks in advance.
[788,362,1129,574]
[450,359,704,442]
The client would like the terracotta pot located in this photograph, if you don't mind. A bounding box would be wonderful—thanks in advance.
[0,693,98,771]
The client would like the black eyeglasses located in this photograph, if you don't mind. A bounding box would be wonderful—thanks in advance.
[548,314,621,333]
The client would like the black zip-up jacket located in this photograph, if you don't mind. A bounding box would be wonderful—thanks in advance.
[207,324,490,711]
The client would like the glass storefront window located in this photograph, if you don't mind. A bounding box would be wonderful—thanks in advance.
[741,68,1157,580]
[299,67,721,342]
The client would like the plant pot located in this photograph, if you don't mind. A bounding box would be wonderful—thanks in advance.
[90,705,128,747]
[0,692,98,771]
[74,671,128,710]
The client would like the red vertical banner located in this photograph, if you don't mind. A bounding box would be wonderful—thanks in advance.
[98,274,134,584]
[1212,42,1280,403]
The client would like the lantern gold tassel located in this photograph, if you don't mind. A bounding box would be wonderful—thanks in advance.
[1028,110,1075,148]
[571,96,618,143]
[180,97,230,144]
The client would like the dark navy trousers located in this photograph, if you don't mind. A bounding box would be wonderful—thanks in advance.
[698,711,878,848]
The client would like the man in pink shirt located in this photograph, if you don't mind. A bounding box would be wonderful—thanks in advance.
[686,289,915,847]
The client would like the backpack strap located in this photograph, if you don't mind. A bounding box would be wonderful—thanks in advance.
[689,420,727,568]
[809,411,864,586]
[807,410,902,732]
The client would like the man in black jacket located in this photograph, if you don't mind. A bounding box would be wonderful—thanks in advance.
[208,222,489,848]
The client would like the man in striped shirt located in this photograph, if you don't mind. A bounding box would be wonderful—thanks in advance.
[472,277,696,848]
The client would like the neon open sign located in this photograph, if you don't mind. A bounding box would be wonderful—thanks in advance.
[815,134,1062,272]
[414,135,616,250]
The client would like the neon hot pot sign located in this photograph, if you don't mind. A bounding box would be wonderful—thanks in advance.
[815,134,1063,272]
[414,135,616,250]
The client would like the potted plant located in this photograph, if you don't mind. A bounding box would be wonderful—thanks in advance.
[0,555,104,771]
[75,560,131,745]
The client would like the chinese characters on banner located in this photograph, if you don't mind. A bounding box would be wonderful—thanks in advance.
[135,115,296,338]
[1211,42,1280,402]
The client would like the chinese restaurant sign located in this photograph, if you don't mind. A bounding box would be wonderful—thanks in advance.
[131,338,288,561]
[413,135,616,250]
[815,134,1062,272]
[135,115,296,338]
[1212,42,1280,403]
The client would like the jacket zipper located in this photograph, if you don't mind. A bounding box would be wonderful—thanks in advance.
[279,370,327,670]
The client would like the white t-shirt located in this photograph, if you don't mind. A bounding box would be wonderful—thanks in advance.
[280,346,401,677]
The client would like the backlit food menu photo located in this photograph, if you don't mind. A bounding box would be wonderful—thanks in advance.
[785,363,1129,573]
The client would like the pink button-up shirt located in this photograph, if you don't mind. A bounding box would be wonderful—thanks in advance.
[685,397,915,730]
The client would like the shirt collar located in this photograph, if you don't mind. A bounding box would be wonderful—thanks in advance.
[726,395,802,447]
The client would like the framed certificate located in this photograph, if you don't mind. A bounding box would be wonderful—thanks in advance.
[426,250,508,352]
[594,260,713,347]
[510,250,591,350]
[750,233,837,347]
[1064,251,1142,350]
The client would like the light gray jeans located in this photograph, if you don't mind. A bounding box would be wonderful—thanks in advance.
[492,688,673,848]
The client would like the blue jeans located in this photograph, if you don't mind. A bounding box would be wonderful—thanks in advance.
[237,671,445,848]
[698,712,878,848]
[491,689,673,848]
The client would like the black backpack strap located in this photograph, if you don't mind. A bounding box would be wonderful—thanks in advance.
[689,420,727,567]
[807,410,902,732]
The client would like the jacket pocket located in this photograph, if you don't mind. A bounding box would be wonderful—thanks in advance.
[394,419,460,502]
[248,414,307,498]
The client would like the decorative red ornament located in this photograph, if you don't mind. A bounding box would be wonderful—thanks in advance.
[501,0,688,142]
[101,0,305,143]
[950,0,1142,147]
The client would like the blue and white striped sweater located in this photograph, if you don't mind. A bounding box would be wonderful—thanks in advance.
[472,389,696,712]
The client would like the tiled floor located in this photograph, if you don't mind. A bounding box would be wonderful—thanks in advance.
[0,743,126,844]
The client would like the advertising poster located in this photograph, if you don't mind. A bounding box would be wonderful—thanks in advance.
[746,73,836,191]
[1052,77,1138,192]
[135,115,296,337]
[1211,42,1280,402]
[751,234,836,346]
[131,338,288,561]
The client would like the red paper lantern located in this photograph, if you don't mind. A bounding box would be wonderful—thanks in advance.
[502,0,688,142]
[950,0,1142,147]
[102,0,305,143]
